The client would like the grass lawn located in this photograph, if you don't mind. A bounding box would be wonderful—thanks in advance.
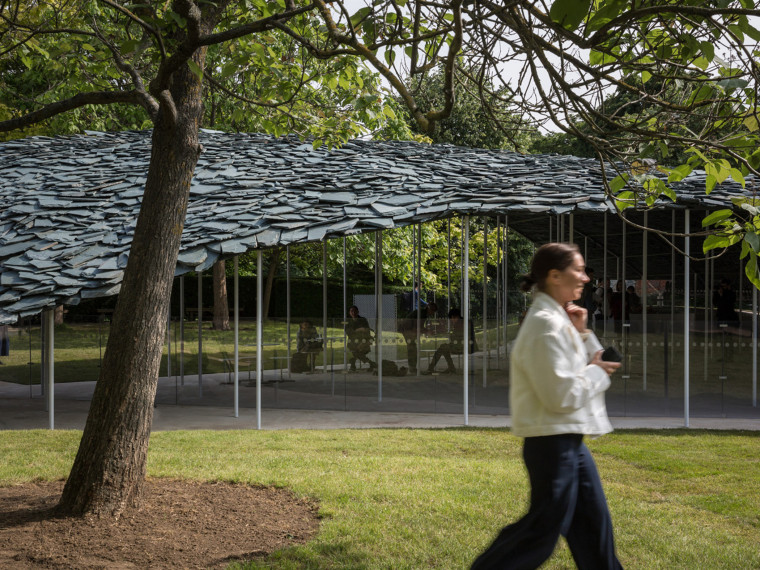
[1,428,758,569]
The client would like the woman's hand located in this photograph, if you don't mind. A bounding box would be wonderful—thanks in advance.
[591,350,622,376]
[564,302,588,333]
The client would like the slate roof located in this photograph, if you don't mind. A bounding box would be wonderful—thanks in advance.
[0,129,752,324]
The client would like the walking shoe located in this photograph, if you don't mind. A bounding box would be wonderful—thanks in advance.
[349,364,357,372]
[445,367,457,374]
[422,368,435,375]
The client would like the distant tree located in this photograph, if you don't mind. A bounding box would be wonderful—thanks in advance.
[384,64,534,151]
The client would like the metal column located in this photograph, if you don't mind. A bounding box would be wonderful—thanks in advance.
[642,211,648,391]
[482,218,488,387]
[197,269,203,396]
[375,231,383,400]
[286,245,291,381]
[179,276,184,385]
[234,255,239,418]
[256,250,263,429]
[45,308,54,430]
[463,215,470,426]
[684,210,691,427]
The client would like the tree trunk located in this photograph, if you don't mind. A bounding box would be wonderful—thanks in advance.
[262,247,281,320]
[54,305,64,325]
[57,52,207,518]
[212,259,230,330]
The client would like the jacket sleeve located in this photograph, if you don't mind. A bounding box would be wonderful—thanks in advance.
[526,326,610,414]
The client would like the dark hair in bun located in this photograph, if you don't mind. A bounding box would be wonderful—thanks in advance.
[522,243,580,293]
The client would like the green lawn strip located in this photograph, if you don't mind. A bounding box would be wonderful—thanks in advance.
[1,429,758,569]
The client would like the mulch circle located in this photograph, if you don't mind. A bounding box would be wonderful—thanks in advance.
[0,479,320,569]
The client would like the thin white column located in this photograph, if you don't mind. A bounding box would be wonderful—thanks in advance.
[504,215,509,353]
[256,250,263,429]
[323,241,328,348]
[603,213,608,338]
[642,211,648,391]
[45,308,54,430]
[286,246,291,381]
[166,304,172,380]
[376,231,383,400]
[463,215,470,425]
[447,219,452,332]
[343,237,347,370]
[496,216,501,369]
[753,282,757,407]
[234,255,239,418]
[416,224,422,375]
[483,218,488,387]
[179,276,184,385]
[684,210,690,427]
[197,269,203,396]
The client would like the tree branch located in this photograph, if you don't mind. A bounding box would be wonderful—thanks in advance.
[0,90,153,132]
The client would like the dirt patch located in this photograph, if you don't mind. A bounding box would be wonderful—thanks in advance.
[0,479,320,569]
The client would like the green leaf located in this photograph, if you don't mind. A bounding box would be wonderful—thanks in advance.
[219,63,238,79]
[703,234,730,252]
[693,56,710,71]
[667,164,692,183]
[312,138,323,150]
[187,59,203,80]
[350,7,371,29]
[743,115,759,132]
[702,209,733,227]
[609,174,628,193]
[746,255,760,290]
[614,190,635,211]
[745,231,760,254]
[549,0,591,31]
[730,168,746,187]
[700,41,715,62]
[741,239,751,259]
[706,173,718,194]
[641,70,652,84]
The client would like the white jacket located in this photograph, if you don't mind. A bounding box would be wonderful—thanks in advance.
[510,292,613,438]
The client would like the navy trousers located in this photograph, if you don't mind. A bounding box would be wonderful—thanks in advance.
[471,434,623,570]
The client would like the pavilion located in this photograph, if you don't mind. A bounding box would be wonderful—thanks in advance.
[1,130,758,428]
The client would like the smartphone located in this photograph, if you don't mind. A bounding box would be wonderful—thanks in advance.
[601,346,623,362]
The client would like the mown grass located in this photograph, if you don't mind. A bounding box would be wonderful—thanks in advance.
[1,428,758,569]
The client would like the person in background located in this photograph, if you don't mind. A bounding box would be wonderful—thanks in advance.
[413,282,427,310]
[423,307,476,375]
[713,278,738,324]
[0,323,8,364]
[398,301,438,374]
[471,242,623,570]
[345,305,376,372]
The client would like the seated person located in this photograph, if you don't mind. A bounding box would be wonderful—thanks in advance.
[397,302,438,374]
[345,305,376,371]
[296,320,322,369]
[424,308,477,374]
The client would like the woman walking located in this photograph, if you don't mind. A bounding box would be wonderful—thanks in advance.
[471,243,623,570]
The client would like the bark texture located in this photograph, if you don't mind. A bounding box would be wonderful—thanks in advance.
[57,52,207,518]
[212,259,230,330]
[262,247,281,320]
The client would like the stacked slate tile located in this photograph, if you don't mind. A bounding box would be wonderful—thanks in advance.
[0,129,751,324]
